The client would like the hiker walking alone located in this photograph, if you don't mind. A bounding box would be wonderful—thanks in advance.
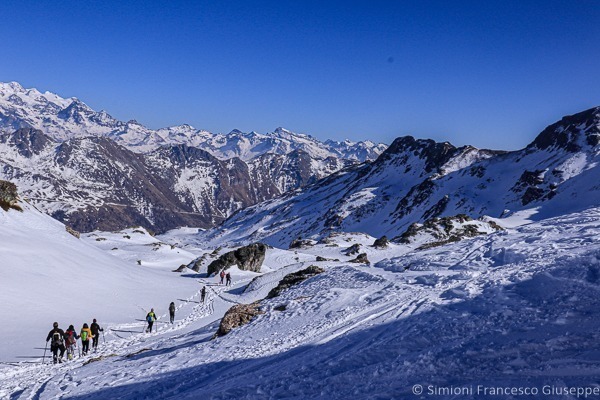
[146,308,157,332]
[169,302,176,324]
[219,270,225,284]
[201,286,206,303]
[64,325,79,360]
[46,322,66,364]
[80,323,93,356]
[226,272,232,286]
[90,319,103,351]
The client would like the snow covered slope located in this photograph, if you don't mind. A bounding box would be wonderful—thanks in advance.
[2,206,600,399]
[0,82,386,161]
[0,200,199,362]
[201,106,600,247]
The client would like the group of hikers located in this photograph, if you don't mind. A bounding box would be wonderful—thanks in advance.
[45,319,104,364]
[145,286,208,332]
[46,283,216,364]
[219,270,232,286]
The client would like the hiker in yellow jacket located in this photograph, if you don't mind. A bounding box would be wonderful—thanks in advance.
[80,323,94,356]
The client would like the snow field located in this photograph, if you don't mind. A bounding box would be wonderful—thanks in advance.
[2,205,600,398]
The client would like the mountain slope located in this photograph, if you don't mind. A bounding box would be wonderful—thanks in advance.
[0,196,199,361]
[2,206,600,398]
[202,107,600,247]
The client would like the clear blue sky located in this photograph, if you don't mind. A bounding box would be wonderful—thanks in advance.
[1,0,598,149]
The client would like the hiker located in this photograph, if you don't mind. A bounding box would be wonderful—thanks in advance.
[64,325,79,360]
[80,323,93,356]
[219,270,225,284]
[90,318,103,351]
[146,308,157,332]
[46,322,66,364]
[169,302,176,324]
[201,286,206,303]
[226,272,232,286]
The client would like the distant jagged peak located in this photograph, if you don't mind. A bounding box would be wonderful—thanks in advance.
[528,106,600,153]
[0,81,25,92]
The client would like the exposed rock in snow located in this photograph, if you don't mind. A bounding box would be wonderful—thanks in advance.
[0,180,21,211]
[395,214,503,250]
[349,252,370,264]
[372,235,389,248]
[266,265,325,299]
[214,302,263,337]
[206,243,267,275]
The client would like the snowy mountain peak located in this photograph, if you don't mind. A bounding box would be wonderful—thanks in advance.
[529,106,600,153]
[0,81,24,92]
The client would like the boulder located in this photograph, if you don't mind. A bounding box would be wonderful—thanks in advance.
[206,243,267,276]
[189,253,210,272]
[214,302,263,338]
[65,225,80,239]
[349,253,370,264]
[0,180,21,212]
[172,264,188,273]
[289,238,314,249]
[267,265,324,299]
[344,243,361,256]
[372,236,389,249]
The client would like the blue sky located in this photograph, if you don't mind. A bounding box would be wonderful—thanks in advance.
[1,1,598,149]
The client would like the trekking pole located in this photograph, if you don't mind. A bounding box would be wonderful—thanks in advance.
[102,330,105,344]
[42,342,48,364]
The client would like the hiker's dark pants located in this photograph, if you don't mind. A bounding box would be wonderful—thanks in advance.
[92,335,99,348]
[147,321,154,332]
[170,312,175,323]
[82,340,90,354]
[51,344,65,363]
[201,295,205,303]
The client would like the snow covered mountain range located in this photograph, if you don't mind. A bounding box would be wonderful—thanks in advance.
[0,82,385,232]
[203,106,600,247]
[0,81,386,160]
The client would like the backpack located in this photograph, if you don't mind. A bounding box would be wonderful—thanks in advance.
[146,314,153,322]
[66,331,76,345]
[81,330,88,341]
[52,332,63,346]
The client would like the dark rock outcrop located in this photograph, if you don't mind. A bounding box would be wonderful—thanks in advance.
[188,253,210,272]
[395,214,503,250]
[206,243,267,275]
[372,236,389,249]
[267,265,324,299]
[289,238,314,249]
[214,302,263,338]
[349,253,370,264]
[0,180,21,212]
[344,243,361,256]
[173,264,188,272]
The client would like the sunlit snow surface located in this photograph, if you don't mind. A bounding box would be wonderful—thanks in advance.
[2,203,600,399]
